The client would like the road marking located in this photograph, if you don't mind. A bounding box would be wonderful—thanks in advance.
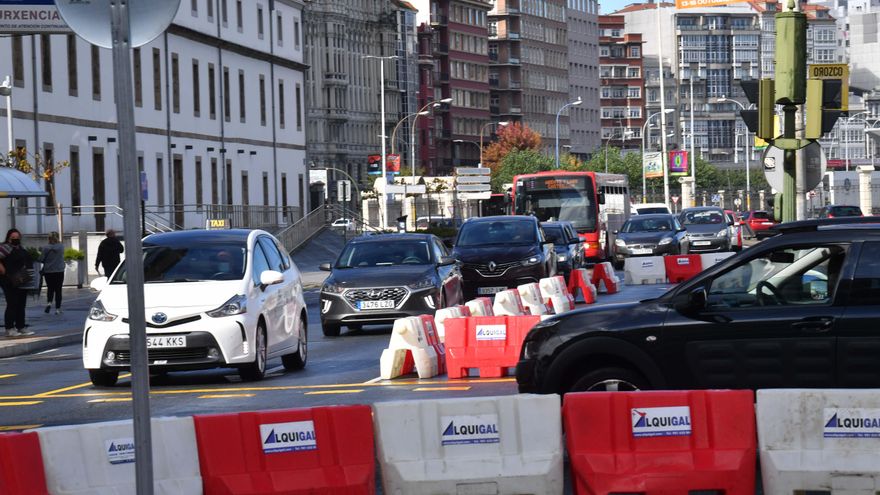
[35,348,58,355]
[0,401,42,406]
[363,377,383,384]
[199,394,256,399]
[0,374,18,379]
[0,425,41,431]
[304,389,364,395]
[87,398,132,403]
[34,373,132,397]
[412,387,472,391]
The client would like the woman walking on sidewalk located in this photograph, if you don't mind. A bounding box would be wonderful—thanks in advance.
[39,231,65,315]
[0,229,34,337]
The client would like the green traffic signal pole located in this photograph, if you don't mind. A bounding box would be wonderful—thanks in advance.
[775,0,807,223]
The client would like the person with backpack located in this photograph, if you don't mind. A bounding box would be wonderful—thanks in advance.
[0,229,34,337]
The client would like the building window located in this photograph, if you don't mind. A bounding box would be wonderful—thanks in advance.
[192,60,200,117]
[295,83,302,130]
[223,66,230,122]
[12,36,24,87]
[208,63,216,120]
[211,158,218,204]
[133,47,142,107]
[262,172,269,207]
[207,0,213,20]
[171,53,179,113]
[225,160,233,205]
[221,0,228,26]
[629,46,640,58]
[294,20,300,50]
[236,0,243,32]
[241,171,249,205]
[259,74,266,126]
[278,80,285,128]
[67,35,78,97]
[600,46,609,57]
[238,70,245,122]
[277,13,283,45]
[91,45,101,101]
[40,35,51,92]
[191,0,198,16]
[298,174,304,213]
[70,146,80,214]
[257,5,264,39]
[157,156,165,206]
[281,173,288,219]
[628,86,641,98]
[152,48,162,110]
[627,67,640,78]
[195,157,203,210]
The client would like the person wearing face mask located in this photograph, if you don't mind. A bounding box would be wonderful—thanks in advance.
[0,229,35,337]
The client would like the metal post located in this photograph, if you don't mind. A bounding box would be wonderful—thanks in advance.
[783,106,797,222]
[641,122,648,202]
[379,58,388,230]
[690,66,696,188]
[109,0,153,493]
[745,130,751,211]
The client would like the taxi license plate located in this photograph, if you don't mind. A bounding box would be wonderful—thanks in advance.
[146,336,186,348]
[693,241,711,246]
[631,248,652,255]
[478,286,507,295]
[358,300,395,310]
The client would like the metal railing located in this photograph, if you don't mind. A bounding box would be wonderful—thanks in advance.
[276,205,332,253]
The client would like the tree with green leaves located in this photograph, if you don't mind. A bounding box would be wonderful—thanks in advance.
[490,149,553,192]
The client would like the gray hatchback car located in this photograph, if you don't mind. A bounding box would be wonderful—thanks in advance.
[678,207,733,253]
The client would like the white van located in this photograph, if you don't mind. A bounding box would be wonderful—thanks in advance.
[631,203,671,216]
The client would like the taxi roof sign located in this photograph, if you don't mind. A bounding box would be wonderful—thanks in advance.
[206,218,231,230]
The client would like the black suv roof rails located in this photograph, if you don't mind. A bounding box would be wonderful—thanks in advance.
[769,216,880,235]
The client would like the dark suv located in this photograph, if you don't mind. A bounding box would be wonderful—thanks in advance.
[517,217,880,394]
[452,216,556,300]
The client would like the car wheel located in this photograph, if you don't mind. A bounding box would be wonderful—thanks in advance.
[282,315,307,371]
[89,369,119,387]
[240,324,267,381]
[322,322,341,337]
[569,367,648,393]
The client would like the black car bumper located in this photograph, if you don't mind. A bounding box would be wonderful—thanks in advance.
[460,264,546,300]
[320,287,439,327]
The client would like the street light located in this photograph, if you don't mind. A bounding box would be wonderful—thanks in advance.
[391,111,429,155]
[865,120,880,169]
[844,111,869,172]
[363,55,398,230]
[719,95,754,210]
[479,121,509,166]
[604,128,633,173]
[411,97,452,184]
[641,109,674,202]
[0,76,12,155]
[555,97,582,168]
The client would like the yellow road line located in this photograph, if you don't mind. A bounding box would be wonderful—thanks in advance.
[0,374,18,379]
[0,401,42,406]
[34,373,132,397]
[0,425,41,431]
[87,398,132,403]
[199,394,256,399]
[412,387,472,391]
[304,389,364,395]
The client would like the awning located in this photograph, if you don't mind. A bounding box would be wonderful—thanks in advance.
[0,167,48,198]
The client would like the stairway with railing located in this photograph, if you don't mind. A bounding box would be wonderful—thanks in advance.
[276,203,383,253]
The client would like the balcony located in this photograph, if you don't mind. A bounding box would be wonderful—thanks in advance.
[436,72,450,83]
[507,57,520,65]
[489,52,498,61]
[326,107,348,121]
[489,79,500,87]
[509,80,521,89]
[430,14,447,26]
[496,7,520,15]
[490,105,500,114]
[323,72,349,86]
[433,43,448,54]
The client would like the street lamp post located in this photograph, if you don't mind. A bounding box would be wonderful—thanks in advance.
[411,97,452,185]
[844,111,869,172]
[641,109,674,202]
[865,121,880,169]
[363,55,398,230]
[0,76,12,154]
[555,97,582,168]
[479,121,509,166]
[720,96,754,211]
[391,111,429,155]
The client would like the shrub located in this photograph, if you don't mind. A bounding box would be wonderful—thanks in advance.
[64,248,85,262]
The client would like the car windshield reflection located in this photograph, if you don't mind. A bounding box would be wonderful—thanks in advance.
[335,240,433,268]
[110,244,247,283]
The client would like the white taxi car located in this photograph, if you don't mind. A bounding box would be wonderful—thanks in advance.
[83,229,307,386]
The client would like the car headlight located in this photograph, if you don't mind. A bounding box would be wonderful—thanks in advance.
[321,281,344,294]
[615,238,626,247]
[557,255,567,262]
[522,255,542,266]
[407,277,437,290]
[522,339,541,360]
[717,229,729,238]
[659,237,673,245]
[206,294,247,317]
[88,300,117,322]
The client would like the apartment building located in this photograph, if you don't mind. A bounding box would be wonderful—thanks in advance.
[567,0,602,157]
[599,15,645,154]
[0,0,307,234]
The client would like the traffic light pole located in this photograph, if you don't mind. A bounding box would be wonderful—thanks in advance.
[783,106,798,222]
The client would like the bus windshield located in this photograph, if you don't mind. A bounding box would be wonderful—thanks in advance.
[514,175,597,232]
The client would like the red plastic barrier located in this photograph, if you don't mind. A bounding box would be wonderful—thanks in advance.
[567,269,596,304]
[455,305,472,317]
[563,390,755,495]
[418,314,446,374]
[0,432,49,495]
[194,405,375,494]
[590,262,621,294]
[444,315,540,379]
[663,254,703,283]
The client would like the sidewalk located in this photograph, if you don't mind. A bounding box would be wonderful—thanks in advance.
[0,287,96,358]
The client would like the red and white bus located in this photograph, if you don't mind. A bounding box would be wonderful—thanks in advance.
[512,171,631,261]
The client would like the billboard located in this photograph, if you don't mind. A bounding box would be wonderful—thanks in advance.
[643,152,664,179]
[669,150,689,176]
[0,0,70,33]
[675,0,750,9]
[367,155,382,175]
[386,154,400,174]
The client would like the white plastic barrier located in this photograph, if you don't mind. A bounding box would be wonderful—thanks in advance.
[465,297,494,317]
[758,389,880,494]
[517,283,550,316]
[434,306,465,343]
[33,417,201,495]
[624,256,667,285]
[700,251,735,269]
[380,316,440,379]
[493,289,527,316]
[373,394,563,495]
[538,276,575,314]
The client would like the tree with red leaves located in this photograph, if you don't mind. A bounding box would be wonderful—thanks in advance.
[481,122,542,171]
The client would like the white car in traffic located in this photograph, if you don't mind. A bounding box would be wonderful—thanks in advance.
[83,229,308,386]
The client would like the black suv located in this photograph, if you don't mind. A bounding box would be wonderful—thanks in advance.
[541,221,583,280]
[452,216,556,300]
[319,233,463,336]
[517,218,880,394]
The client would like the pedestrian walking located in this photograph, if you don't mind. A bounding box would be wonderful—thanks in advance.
[39,231,65,315]
[0,229,34,337]
[95,229,124,277]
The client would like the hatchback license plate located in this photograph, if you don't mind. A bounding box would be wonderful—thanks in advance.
[146,336,186,348]
[358,300,395,310]
[692,241,711,246]
[631,248,652,255]
[478,286,507,295]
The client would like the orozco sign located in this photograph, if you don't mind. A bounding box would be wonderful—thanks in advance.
[808,64,849,110]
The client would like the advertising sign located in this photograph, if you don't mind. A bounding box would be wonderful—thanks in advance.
[675,0,749,9]
[644,152,663,179]
[367,155,382,175]
[0,0,70,33]
[669,150,689,176]
[386,154,401,174]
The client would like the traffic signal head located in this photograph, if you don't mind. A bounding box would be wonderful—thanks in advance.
[740,79,776,141]
[805,79,843,139]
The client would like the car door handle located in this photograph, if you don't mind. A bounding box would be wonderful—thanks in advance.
[792,317,834,333]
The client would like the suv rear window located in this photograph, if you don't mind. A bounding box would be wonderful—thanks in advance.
[752,211,771,220]
[831,206,863,216]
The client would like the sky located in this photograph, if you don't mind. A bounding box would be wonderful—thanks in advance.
[600,0,645,14]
